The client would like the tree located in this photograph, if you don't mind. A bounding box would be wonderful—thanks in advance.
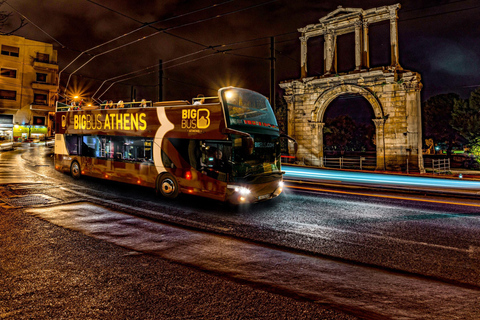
[451,87,480,144]
[0,1,27,35]
[323,115,356,154]
[423,93,464,155]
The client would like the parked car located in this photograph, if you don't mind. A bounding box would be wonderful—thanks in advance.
[45,137,55,148]
[0,136,14,151]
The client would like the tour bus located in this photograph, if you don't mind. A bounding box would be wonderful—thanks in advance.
[54,87,284,204]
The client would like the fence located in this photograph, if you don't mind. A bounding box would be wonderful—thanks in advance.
[281,155,377,171]
[431,158,450,174]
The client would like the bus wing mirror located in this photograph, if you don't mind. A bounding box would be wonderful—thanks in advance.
[280,132,297,154]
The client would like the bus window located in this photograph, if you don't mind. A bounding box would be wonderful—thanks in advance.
[82,136,99,157]
[65,135,80,155]
[201,142,232,182]
[123,137,153,162]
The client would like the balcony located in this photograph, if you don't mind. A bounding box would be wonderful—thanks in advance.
[33,59,59,71]
[30,103,55,112]
[31,81,57,91]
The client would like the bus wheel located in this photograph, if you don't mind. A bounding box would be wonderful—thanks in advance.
[70,161,81,179]
[156,173,179,199]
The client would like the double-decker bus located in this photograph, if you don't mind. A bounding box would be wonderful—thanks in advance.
[54,87,284,204]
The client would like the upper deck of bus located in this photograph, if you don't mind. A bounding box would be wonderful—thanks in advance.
[56,96,219,112]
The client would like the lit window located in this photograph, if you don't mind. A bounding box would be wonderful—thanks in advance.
[1,45,19,57]
[36,73,47,82]
[0,90,16,100]
[36,52,49,63]
[1,68,16,78]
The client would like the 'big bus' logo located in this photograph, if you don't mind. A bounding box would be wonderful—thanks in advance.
[182,108,210,130]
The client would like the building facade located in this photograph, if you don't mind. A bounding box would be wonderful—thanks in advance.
[0,35,58,141]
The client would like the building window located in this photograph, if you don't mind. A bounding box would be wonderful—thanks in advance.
[36,52,50,63]
[36,73,47,82]
[1,45,19,57]
[0,90,16,100]
[0,68,17,78]
[33,93,48,105]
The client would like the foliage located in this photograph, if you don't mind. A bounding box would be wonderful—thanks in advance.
[323,115,375,153]
[466,137,480,168]
[423,93,464,154]
[451,87,480,144]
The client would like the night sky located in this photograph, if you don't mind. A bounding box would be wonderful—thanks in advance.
[4,0,480,104]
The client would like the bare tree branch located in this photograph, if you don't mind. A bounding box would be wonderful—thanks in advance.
[0,1,28,35]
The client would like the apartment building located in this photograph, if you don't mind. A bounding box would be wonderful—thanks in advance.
[0,34,58,141]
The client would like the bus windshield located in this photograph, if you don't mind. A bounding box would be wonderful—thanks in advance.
[220,88,278,134]
[229,134,282,181]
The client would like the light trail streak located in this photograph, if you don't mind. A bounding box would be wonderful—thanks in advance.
[283,166,480,190]
[286,184,480,208]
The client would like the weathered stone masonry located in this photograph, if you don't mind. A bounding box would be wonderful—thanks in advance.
[280,4,424,172]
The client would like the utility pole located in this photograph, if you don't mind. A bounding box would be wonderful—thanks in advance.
[270,37,276,111]
[158,59,163,102]
[130,86,136,102]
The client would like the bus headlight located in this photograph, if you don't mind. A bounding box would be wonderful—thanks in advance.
[273,181,284,196]
[228,185,251,196]
[235,186,251,196]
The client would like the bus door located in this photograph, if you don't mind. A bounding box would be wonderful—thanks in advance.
[198,141,231,197]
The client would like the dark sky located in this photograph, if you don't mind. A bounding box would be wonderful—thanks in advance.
[4,0,480,103]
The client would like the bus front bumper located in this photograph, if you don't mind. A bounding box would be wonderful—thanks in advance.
[226,181,284,205]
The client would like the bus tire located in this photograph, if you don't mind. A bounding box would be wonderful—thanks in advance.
[156,173,179,199]
[70,161,81,179]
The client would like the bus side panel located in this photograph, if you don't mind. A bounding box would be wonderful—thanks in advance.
[54,134,68,155]
[54,134,72,173]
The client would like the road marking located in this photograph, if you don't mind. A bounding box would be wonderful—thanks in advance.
[282,220,472,255]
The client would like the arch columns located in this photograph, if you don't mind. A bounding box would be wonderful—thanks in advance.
[373,119,385,170]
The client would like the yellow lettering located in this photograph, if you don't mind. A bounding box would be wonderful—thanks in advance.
[86,115,92,130]
[131,113,138,130]
[182,110,188,118]
[104,114,111,129]
[96,114,102,129]
[191,109,196,119]
[81,115,86,130]
[139,113,147,130]
[109,114,115,129]
[124,114,130,130]
[116,114,122,130]
[74,115,79,129]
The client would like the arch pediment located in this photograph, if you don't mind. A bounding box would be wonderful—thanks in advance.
[319,6,363,23]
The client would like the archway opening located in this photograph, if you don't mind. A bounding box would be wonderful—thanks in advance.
[323,93,376,169]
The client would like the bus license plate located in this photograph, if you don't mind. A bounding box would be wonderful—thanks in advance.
[258,194,270,200]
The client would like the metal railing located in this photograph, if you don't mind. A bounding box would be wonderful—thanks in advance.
[281,155,377,171]
[431,158,450,174]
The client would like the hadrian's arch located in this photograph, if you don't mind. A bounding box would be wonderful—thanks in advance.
[280,3,424,172]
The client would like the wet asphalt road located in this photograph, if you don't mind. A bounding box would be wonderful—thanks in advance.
[2,144,480,319]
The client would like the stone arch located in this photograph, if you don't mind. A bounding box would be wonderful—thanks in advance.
[310,84,386,170]
[311,84,383,123]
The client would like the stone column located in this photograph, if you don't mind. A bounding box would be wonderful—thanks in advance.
[354,20,363,71]
[389,7,400,68]
[373,118,385,170]
[362,21,370,69]
[317,122,325,166]
[324,31,335,74]
[300,36,308,78]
